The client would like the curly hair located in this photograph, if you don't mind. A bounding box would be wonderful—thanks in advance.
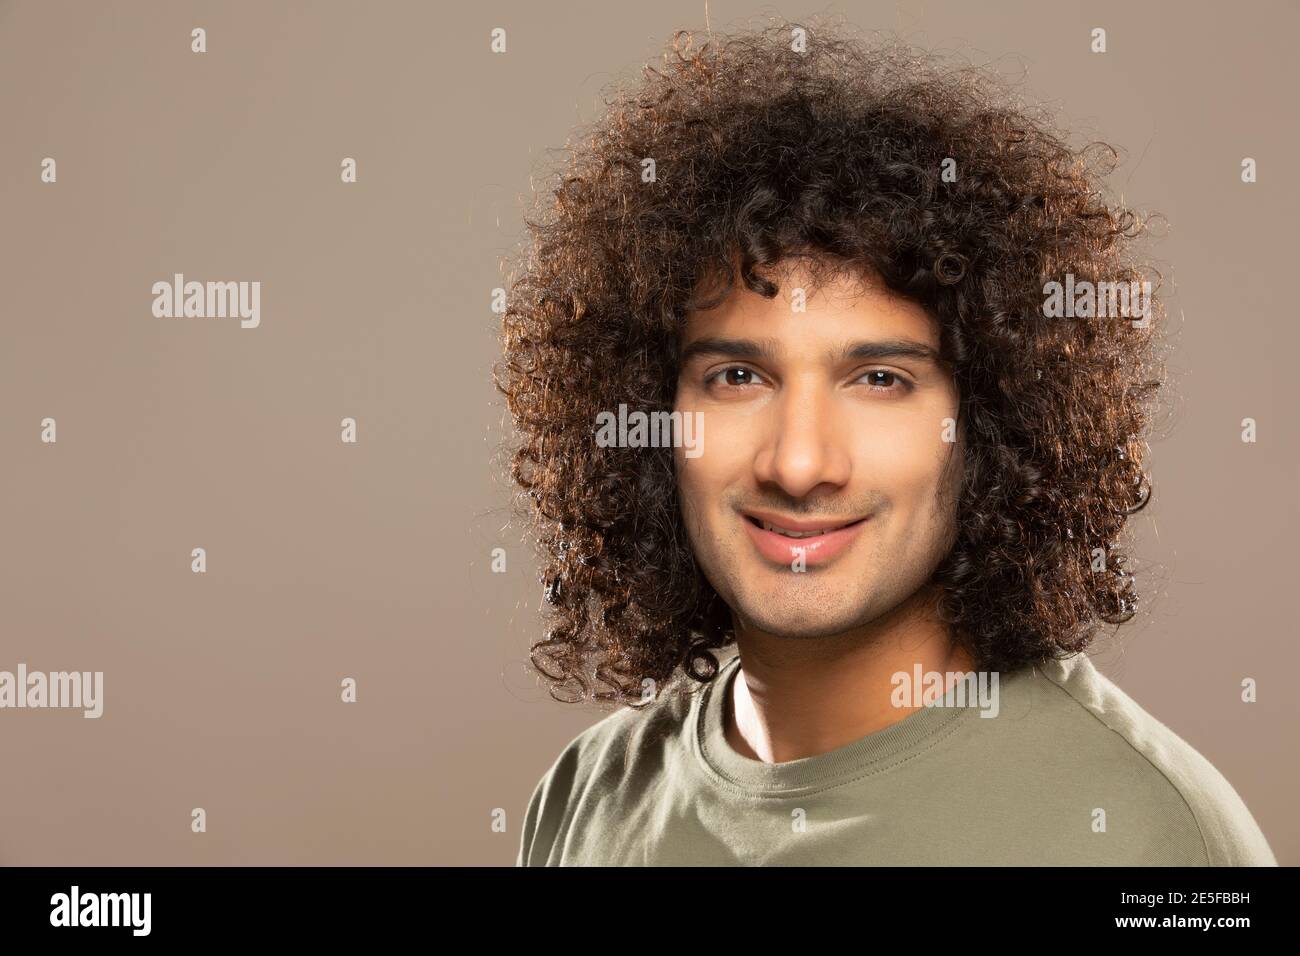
[495,15,1169,705]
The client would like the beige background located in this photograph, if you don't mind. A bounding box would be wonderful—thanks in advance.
[1,0,1295,865]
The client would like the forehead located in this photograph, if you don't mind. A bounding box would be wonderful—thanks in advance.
[681,259,939,351]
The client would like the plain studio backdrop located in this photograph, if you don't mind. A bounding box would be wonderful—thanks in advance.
[0,0,1295,865]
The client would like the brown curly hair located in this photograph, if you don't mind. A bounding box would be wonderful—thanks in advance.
[495,15,1169,705]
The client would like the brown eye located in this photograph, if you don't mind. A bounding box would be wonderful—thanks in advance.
[857,369,920,395]
[857,369,914,395]
[705,365,765,389]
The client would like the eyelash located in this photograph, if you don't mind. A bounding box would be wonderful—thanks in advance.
[703,365,914,396]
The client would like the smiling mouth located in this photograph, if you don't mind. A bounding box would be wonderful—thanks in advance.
[743,514,867,538]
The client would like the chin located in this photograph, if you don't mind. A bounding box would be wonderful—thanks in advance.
[735,595,875,640]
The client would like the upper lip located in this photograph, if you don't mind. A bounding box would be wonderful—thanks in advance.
[741,509,867,532]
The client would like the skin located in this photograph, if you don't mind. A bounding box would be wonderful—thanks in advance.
[673,258,976,764]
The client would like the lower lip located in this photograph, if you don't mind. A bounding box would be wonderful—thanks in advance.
[741,516,868,567]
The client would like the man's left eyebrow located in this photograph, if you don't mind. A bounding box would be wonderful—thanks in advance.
[840,339,945,367]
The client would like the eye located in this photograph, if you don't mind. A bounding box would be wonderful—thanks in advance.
[857,369,913,395]
[704,365,766,389]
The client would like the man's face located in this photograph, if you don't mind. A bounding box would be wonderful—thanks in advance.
[673,261,963,639]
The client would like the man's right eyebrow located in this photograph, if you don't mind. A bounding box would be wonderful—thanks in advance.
[678,337,777,364]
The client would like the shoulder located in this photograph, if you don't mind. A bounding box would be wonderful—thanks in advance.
[515,669,708,866]
[1025,653,1276,866]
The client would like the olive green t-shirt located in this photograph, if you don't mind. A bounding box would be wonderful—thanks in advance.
[517,647,1277,866]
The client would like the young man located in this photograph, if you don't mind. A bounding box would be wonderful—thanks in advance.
[497,19,1276,866]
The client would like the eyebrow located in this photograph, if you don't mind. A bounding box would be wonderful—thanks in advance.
[678,336,946,368]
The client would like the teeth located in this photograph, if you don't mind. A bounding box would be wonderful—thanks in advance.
[762,521,840,538]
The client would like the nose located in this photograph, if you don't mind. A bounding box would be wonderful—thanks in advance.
[751,378,852,499]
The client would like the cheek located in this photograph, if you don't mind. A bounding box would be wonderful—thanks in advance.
[675,440,735,516]
[851,410,952,497]
[674,406,757,504]
[673,441,712,519]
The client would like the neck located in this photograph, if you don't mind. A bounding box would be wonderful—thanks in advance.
[724,586,975,764]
